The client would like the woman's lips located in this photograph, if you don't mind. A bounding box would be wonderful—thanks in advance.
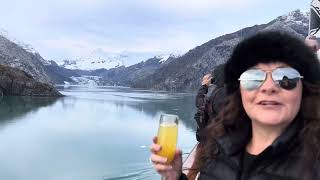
[258,100,282,106]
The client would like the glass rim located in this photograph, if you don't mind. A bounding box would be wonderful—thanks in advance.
[159,114,179,124]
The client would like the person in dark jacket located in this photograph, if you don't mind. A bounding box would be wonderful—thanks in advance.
[150,31,320,180]
[194,64,226,142]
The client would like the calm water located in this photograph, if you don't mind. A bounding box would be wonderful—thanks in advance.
[0,86,197,180]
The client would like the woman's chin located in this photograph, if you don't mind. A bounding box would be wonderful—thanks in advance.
[254,116,292,128]
[250,110,291,126]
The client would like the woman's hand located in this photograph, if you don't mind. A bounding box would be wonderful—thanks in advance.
[150,136,183,180]
[201,74,212,86]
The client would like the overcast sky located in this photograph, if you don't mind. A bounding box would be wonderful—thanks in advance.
[0,0,310,65]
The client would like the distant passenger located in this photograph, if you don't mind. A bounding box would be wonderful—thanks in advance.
[194,64,226,142]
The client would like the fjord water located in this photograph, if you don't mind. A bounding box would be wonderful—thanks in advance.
[0,86,197,180]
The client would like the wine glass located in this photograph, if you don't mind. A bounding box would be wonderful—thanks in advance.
[157,114,179,163]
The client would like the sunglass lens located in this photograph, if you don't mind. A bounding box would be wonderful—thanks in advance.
[239,69,266,90]
[273,68,302,90]
[278,77,299,90]
[240,80,264,90]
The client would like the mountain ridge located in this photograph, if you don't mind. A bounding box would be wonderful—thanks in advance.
[0,9,311,92]
[131,9,309,91]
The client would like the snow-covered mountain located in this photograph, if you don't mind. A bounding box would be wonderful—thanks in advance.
[0,30,53,83]
[61,48,123,70]
[132,9,311,91]
[61,58,123,71]
[277,9,309,26]
[155,54,180,63]
[59,48,180,71]
[57,53,180,86]
[0,28,51,66]
[1,29,34,54]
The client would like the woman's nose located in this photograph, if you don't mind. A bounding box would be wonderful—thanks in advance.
[259,73,279,94]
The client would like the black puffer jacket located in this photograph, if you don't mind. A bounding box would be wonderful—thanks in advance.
[200,118,320,180]
[181,117,320,180]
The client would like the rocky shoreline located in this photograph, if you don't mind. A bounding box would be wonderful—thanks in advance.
[0,64,63,97]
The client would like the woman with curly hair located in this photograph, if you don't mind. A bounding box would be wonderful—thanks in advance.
[150,31,320,180]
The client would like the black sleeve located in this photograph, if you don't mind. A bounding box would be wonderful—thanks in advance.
[178,173,189,180]
[195,85,209,142]
[313,160,320,179]
[195,85,208,108]
[211,87,227,113]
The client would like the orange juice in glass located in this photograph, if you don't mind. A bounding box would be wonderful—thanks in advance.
[157,114,179,163]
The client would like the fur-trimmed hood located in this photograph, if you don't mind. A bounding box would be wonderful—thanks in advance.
[224,31,320,95]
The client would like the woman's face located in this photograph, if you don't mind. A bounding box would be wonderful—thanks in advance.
[240,62,303,129]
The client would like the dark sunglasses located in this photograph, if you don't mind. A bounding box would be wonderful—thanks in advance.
[238,67,303,91]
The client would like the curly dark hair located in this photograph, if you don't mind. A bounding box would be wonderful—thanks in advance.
[191,31,320,179]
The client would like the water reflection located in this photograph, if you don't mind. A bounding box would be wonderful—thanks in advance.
[113,96,197,131]
[59,86,197,132]
[9,86,197,180]
[0,96,59,127]
[58,86,198,179]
